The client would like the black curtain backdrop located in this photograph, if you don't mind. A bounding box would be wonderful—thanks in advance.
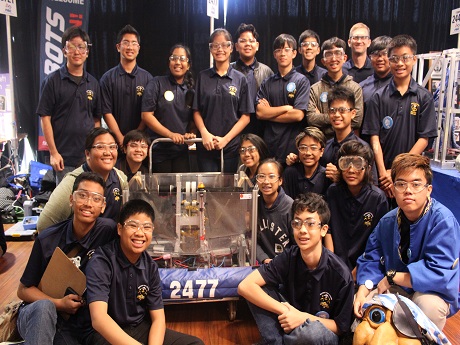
[1,0,460,155]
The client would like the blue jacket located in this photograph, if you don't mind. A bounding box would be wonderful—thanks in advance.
[357,198,460,315]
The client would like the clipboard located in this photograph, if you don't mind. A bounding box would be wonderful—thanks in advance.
[38,247,86,298]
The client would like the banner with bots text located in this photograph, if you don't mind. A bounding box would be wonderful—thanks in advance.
[38,0,89,150]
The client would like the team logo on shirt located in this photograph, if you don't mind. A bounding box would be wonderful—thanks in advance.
[86,90,94,101]
[228,85,237,96]
[286,82,296,98]
[320,91,328,103]
[382,116,393,129]
[137,284,149,301]
[87,249,96,260]
[319,291,332,310]
[410,102,419,115]
[363,212,374,227]
[113,188,121,202]
[136,86,145,97]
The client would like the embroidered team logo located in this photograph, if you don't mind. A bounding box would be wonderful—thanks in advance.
[363,212,374,227]
[137,284,149,301]
[410,102,419,115]
[87,249,96,260]
[113,188,121,202]
[228,85,237,96]
[86,90,94,101]
[136,86,145,97]
[319,291,332,309]
[287,82,296,98]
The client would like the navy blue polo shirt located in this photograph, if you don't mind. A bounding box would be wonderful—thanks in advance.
[342,57,374,83]
[359,72,392,106]
[326,183,388,270]
[259,246,354,334]
[193,65,254,157]
[20,217,117,339]
[295,64,326,86]
[282,163,329,199]
[100,63,153,134]
[86,239,163,328]
[142,75,193,163]
[37,65,101,167]
[362,78,437,169]
[256,68,309,161]
[82,163,123,221]
[320,131,378,184]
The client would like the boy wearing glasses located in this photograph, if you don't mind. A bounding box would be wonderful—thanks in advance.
[295,29,327,86]
[238,192,354,344]
[116,130,150,181]
[354,154,460,330]
[100,25,153,146]
[256,34,310,162]
[37,26,101,185]
[307,37,363,139]
[231,23,274,137]
[282,127,329,199]
[343,23,374,83]
[17,172,118,345]
[361,35,437,198]
[85,199,204,345]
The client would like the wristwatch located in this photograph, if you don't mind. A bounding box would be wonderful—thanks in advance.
[386,269,396,285]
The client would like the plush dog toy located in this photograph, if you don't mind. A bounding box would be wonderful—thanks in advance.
[353,294,451,345]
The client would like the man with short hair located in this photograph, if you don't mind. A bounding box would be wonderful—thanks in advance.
[16,172,118,345]
[231,23,274,136]
[100,25,153,146]
[343,23,374,83]
[295,29,326,86]
[307,37,363,139]
[37,26,101,184]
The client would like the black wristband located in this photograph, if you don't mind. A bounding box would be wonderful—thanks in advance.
[386,269,396,285]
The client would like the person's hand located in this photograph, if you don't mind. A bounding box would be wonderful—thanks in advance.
[278,302,305,333]
[50,152,64,172]
[58,294,83,315]
[353,294,366,318]
[286,153,298,166]
[377,275,391,294]
[184,132,196,140]
[257,98,270,107]
[201,131,215,150]
[213,136,229,150]
[378,169,393,190]
[263,258,272,264]
[169,132,185,144]
[325,163,339,183]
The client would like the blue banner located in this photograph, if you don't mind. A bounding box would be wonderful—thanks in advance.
[37,0,89,150]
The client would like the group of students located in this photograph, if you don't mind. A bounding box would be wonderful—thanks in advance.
[17,18,459,345]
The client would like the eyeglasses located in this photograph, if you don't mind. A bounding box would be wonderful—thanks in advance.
[274,47,294,55]
[350,35,370,41]
[169,55,189,62]
[73,190,105,206]
[388,55,415,64]
[92,143,118,152]
[120,40,140,49]
[209,41,232,50]
[65,41,90,54]
[393,181,430,193]
[301,41,319,48]
[298,145,321,153]
[239,146,257,154]
[238,38,257,44]
[124,220,154,234]
[291,218,322,231]
[338,156,367,171]
[256,174,280,183]
[128,142,149,150]
[323,49,344,60]
[328,107,353,115]
[370,50,388,59]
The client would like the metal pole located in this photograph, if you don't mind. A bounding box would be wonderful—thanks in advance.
[6,15,19,173]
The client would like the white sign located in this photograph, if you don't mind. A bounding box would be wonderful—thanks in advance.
[207,0,219,20]
[0,0,17,17]
[451,8,460,35]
